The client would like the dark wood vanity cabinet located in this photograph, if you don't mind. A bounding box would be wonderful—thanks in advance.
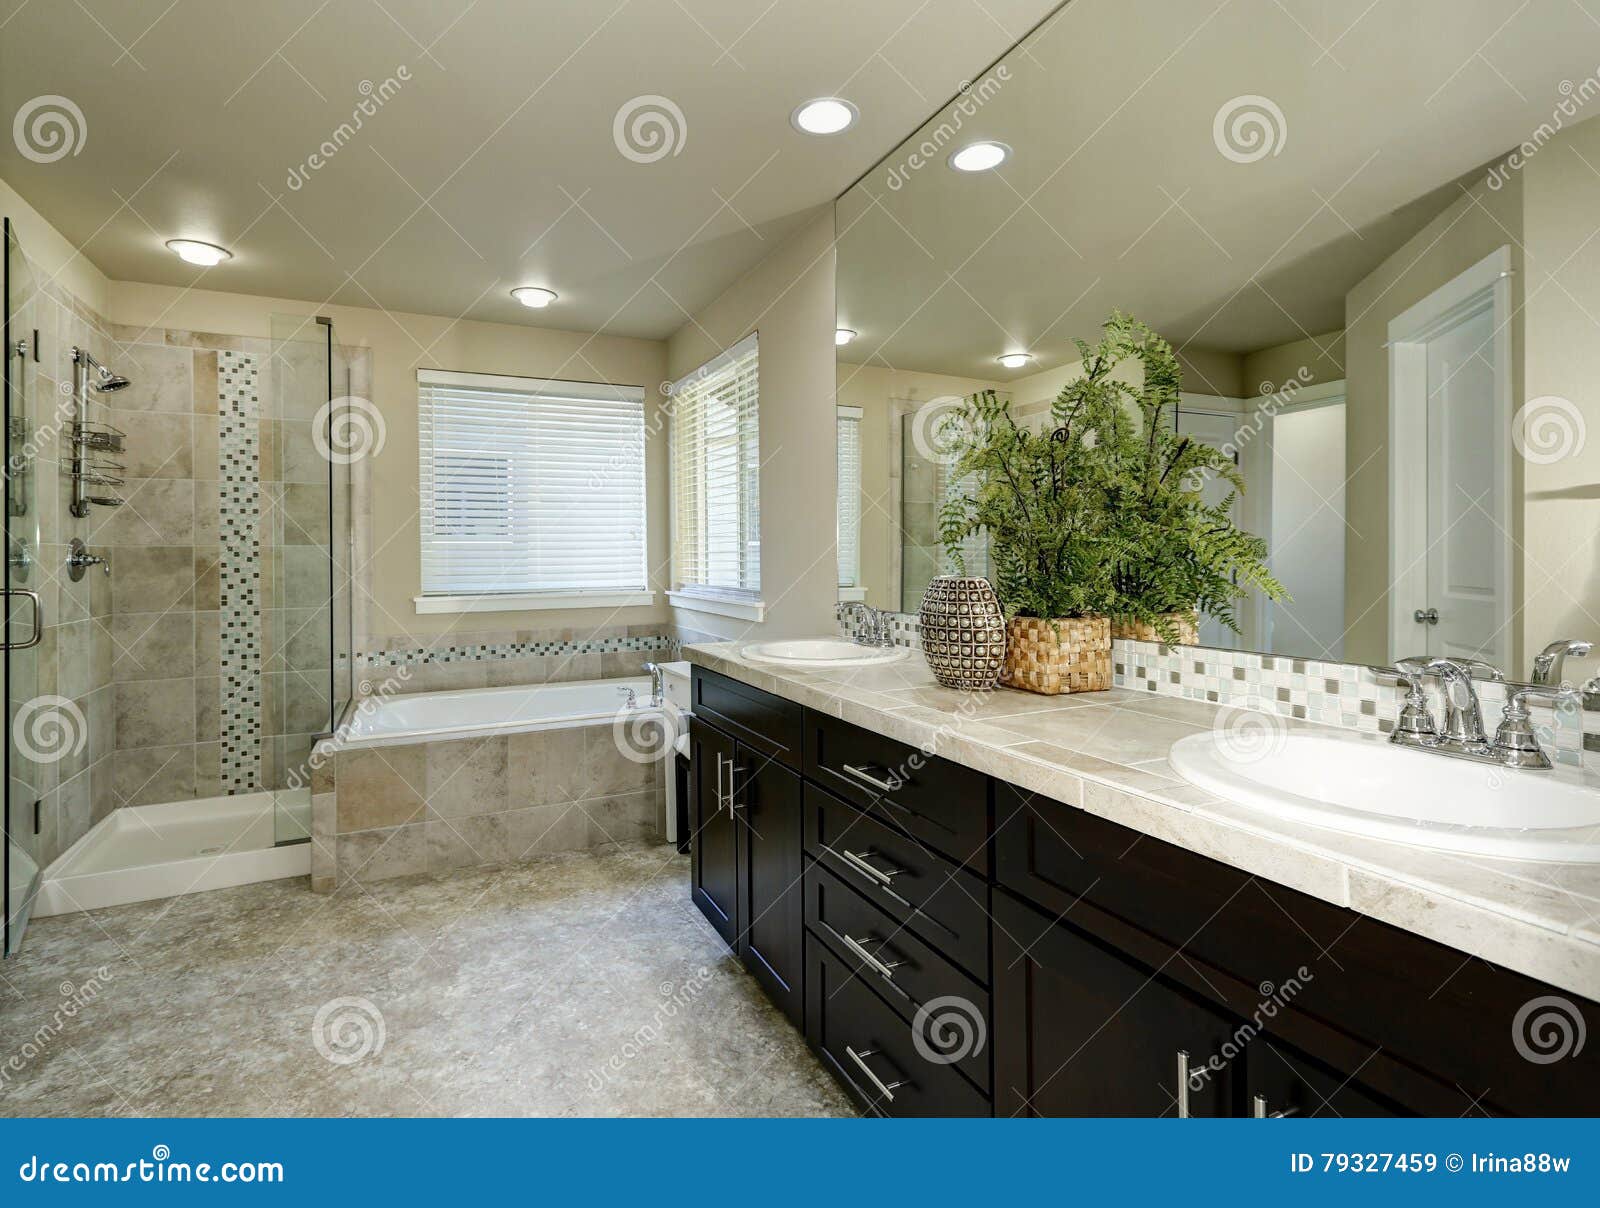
[689,666,1600,1118]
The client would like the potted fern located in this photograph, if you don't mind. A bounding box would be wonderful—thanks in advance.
[936,389,1120,693]
[937,311,1286,694]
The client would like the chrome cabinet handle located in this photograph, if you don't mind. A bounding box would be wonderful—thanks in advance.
[841,762,903,793]
[838,847,903,887]
[0,588,42,650]
[714,753,729,818]
[1176,1050,1191,1119]
[729,762,745,815]
[1251,1094,1298,1119]
[840,931,901,981]
[844,1045,906,1103]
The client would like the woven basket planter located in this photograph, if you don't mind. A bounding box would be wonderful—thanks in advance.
[1111,612,1199,645]
[1000,615,1112,695]
[918,576,1007,690]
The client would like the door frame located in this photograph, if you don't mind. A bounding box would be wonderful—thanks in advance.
[1385,245,1513,665]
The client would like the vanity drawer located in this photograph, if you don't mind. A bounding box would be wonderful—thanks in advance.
[805,783,990,980]
[691,667,802,770]
[804,861,991,1094]
[806,936,990,1117]
[803,710,990,871]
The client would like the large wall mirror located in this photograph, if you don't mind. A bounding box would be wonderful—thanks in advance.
[835,0,1600,682]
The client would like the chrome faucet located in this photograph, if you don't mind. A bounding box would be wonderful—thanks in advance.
[1532,638,1592,687]
[1390,656,1569,770]
[642,661,664,708]
[839,601,892,647]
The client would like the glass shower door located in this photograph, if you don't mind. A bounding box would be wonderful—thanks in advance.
[3,218,44,956]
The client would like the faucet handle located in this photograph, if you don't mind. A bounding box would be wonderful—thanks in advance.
[1390,657,1440,746]
[1493,684,1576,770]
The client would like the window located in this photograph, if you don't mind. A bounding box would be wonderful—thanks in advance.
[836,406,862,594]
[416,369,649,612]
[668,333,761,618]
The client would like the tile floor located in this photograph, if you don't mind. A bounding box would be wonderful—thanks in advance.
[0,843,854,1117]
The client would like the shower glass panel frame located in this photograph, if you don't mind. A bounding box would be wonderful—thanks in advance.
[3,218,43,955]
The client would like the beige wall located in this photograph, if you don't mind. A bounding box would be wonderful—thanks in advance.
[103,281,671,647]
[666,208,838,641]
[1242,331,1346,396]
[835,362,1000,610]
[1521,117,1600,661]
[1343,173,1524,667]
[0,176,108,315]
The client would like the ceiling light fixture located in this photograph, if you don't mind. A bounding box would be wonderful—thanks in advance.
[950,141,1011,172]
[511,286,558,308]
[835,328,857,346]
[997,352,1033,369]
[165,239,232,266]
[792,97,858,135]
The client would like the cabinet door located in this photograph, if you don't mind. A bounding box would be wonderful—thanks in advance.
[1246,1036,1407,1119]
[994,892,1239,1117]
[735,746,803,1027]
[689,718,738,948]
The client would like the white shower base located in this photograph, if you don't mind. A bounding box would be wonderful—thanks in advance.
[34,792,311,918]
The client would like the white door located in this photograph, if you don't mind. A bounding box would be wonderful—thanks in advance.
[1267,400,1347,659]
[1423,300,1506,664]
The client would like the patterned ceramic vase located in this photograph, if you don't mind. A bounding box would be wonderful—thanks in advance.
[917,576,1007,690]
[1000,614,1113,695]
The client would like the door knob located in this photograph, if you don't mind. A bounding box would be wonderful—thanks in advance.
[1414,607,1439,625]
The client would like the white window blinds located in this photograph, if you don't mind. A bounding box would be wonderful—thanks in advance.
[669,333,760,599]
[417,369,647,598]
[836,406,862,588]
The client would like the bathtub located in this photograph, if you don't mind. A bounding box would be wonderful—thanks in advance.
[319,676,670,889]
[334,675,660,750]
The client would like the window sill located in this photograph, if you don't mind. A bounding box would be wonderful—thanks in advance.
[414,590,656,615]
[666,590,767,623]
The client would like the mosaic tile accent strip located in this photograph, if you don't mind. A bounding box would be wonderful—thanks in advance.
[850,608,1587,767]
[218,351,262,791]
[357,632,679,669]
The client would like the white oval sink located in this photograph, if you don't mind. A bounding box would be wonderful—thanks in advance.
[741,638,910,669]
[1169,727,1600,863]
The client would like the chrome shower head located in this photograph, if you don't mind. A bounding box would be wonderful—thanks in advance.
[93,364,130,392]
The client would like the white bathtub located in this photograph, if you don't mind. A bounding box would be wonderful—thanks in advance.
[333,676,660,750]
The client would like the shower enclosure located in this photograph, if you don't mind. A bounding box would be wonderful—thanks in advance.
[1,220,355,950]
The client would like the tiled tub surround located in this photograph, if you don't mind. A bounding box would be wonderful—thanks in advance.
[311,685,668,891]
[356,625,679,694]
[686,642,1600,1002]
[834,606,1589,765]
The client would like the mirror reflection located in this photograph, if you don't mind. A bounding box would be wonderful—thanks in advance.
[836,0,1600,681]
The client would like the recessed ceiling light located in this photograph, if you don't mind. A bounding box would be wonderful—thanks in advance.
[997,352,1033,369]
[165,239,232,266]
[835,328,857,346]
[950,141,1011,172]
[511,286,558,308]
[792,97,858,135]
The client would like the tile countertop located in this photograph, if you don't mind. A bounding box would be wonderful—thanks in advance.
[684,642,1600,1003]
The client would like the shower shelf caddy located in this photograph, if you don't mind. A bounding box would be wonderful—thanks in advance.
[68,421,126,515]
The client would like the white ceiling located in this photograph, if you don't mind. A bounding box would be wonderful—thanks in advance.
[0,0,1062,337]
[837,0,1600,379]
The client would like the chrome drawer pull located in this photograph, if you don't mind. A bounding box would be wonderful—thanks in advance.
[842,762,904,793]
[845,1045,906,1103]
[839,847,903,887]
[1251,1095,1298,1119]
[1176,1050,1191,1119]
[840,931,902,981]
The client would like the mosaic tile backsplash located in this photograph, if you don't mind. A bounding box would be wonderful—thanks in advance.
[836,606,1588,767]
[358,631,678,669]
[218,351,263,791]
